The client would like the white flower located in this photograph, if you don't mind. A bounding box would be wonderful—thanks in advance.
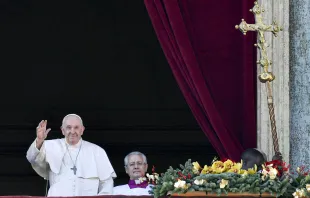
[148,175,155,181]
[306,184,310,192]
[220,179,228,189]
[293,188,306,198]
[194,179,205,185]
[135,177,147,184]
[174,179,186,188]
[268,167,278,180]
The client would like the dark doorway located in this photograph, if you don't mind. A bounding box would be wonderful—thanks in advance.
[0,0,217,195]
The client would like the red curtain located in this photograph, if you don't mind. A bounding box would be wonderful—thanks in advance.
[144,0,256,161]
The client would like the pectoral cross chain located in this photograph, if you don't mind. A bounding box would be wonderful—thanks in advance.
[71,166,77,175]
[65,140,82,176]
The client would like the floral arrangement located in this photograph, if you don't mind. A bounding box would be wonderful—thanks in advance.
[290,166,310,198]
[146,165,160,185]
[149,158,310,198]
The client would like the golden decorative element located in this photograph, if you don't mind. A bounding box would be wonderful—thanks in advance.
[235,1,282,83]
[235,1,283,155]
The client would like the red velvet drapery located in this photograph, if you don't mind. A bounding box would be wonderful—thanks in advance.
[144,0,257,161]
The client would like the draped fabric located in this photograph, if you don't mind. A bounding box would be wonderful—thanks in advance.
[144,0,257,160]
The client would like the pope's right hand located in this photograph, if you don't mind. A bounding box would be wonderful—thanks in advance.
[36,120,51,146]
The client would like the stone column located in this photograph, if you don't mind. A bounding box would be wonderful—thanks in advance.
[289,0,310,172]
[256,0,290,163]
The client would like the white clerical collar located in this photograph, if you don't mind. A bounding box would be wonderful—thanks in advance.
[64,138,82,148]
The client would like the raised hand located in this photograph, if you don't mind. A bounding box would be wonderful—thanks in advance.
[36,120,51,149]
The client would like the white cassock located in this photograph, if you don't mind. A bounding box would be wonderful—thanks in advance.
[26,138,117,196]
[113,184,153,196]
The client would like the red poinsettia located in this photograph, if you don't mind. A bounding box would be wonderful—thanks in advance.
[265,160,289,177]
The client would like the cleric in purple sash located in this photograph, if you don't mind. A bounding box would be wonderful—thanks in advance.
[113,151,153,195]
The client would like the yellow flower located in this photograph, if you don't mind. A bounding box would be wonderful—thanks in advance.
[234,162,242,169]
[240,169,248,175]
[201,165,213,174]
[223,160,234,171]
[306,184,310,192]
[213,167,224,174]
[247,164,257,175]
[227,167,240,174]
[174,179,187,189]
[228,162,242,174]
[212,161,224,169]
[192,161,202,173]
[220,179,229,189]
[212,161,225,173]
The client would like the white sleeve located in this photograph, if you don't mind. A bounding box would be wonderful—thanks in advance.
[26,139,49,179]
[98,176,114,195]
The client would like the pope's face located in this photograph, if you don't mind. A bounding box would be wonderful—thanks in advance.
[61,116,84,145]
[125,154,148,180]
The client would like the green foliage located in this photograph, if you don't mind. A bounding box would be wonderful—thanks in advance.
[150,159,310,198]
[150,159,198,198]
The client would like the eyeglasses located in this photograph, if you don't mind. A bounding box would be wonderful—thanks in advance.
[126,161,146,168]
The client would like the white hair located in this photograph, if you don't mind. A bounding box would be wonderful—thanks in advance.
[62,114,84,127]
[124,151,147,166]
